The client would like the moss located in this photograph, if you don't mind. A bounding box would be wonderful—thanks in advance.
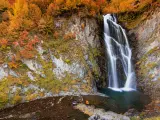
[136,45,160,88]
[10,95,22,105]
[130,116,142,120]
[64,59,71,64]
[0,74,34,108]
[0,92,8,108]
[146,62,158,69]
[137,46,160,66]
[117,2,153,29]
[35,54,76,93]
[144,117,160,120]
[118,12,147,29]
[26,94,38,101]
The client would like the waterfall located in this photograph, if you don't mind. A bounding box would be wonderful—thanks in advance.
[104,14,136,91]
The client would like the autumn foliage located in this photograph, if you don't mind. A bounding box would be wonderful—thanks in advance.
[0,0,157,34]
[0,0,158,67]
[18,31,40,59]
[6,0,157,18]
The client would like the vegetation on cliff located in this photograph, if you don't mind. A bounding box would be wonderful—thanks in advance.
[0,0,159,111]
[0,0,158,72]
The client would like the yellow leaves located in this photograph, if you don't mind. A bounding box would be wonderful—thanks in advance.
[52,88,60,94]
[11,95,22,104]
[0,0,156,33]
[8,61,19,69]
[66,0,78,9]
[12,0,28,18]
[81,23,85,30]
[0,92,8,103]
[39,92,45,97]
[63,87,69,91]
[26,94,38,101]
[119,0,136,12]
[70,80,77,84]
[66,0,73,9]
[15,52,21,61]
[8,0,29,32]
[0,0,9,11]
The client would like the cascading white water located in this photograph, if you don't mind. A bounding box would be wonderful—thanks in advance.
[104,14,136,91]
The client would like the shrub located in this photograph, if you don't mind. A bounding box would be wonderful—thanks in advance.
[28,4,42,25]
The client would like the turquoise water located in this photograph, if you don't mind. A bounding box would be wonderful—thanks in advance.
[98,88,150,113]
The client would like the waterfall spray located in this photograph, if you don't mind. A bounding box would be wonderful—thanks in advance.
[104,14,136,91]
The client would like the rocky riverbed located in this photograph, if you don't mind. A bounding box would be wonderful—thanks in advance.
[0,92,157,120]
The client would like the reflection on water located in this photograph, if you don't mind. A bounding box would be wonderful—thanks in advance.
[98,88,151,113]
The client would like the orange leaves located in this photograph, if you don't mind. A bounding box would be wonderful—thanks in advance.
[53,31,60,39]
[3,31,40,67]
[29,0,51,11]
[81,23,85,30]
[8,61,19,69]
[119,0,137,12]
[2,12,9,21]
[55,0,65,5]
[8,55,19,68]
[0,22,8,36]
[65,0,72,8]
[47,3,58,16]
[20,49,34,59]
[0,39,8,48]
[96,0,107,6]
[8,0,15,5]
[18,30,29,46]
[65,0,76,9]
[18,31,39,59]
[19,30,29,41]
[81,0,90,6]
[0,0,9,10]
[1,31,40,60]
[102,0,154,13]
[85,100,89,105]
[5,0,155,30]
[63,32,76,40]
[89,10,96,16]
[28,4,42,23]
[13,41,19,47]
[25,36,40,51]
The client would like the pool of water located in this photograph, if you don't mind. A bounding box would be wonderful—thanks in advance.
[98,88,151,113]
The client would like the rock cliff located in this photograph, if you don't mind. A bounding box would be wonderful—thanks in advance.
[0,14,104,108]
[128,7,160,100]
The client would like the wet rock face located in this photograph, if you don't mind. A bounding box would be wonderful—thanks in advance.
[128,8,160,100]
[0,15,104,108]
